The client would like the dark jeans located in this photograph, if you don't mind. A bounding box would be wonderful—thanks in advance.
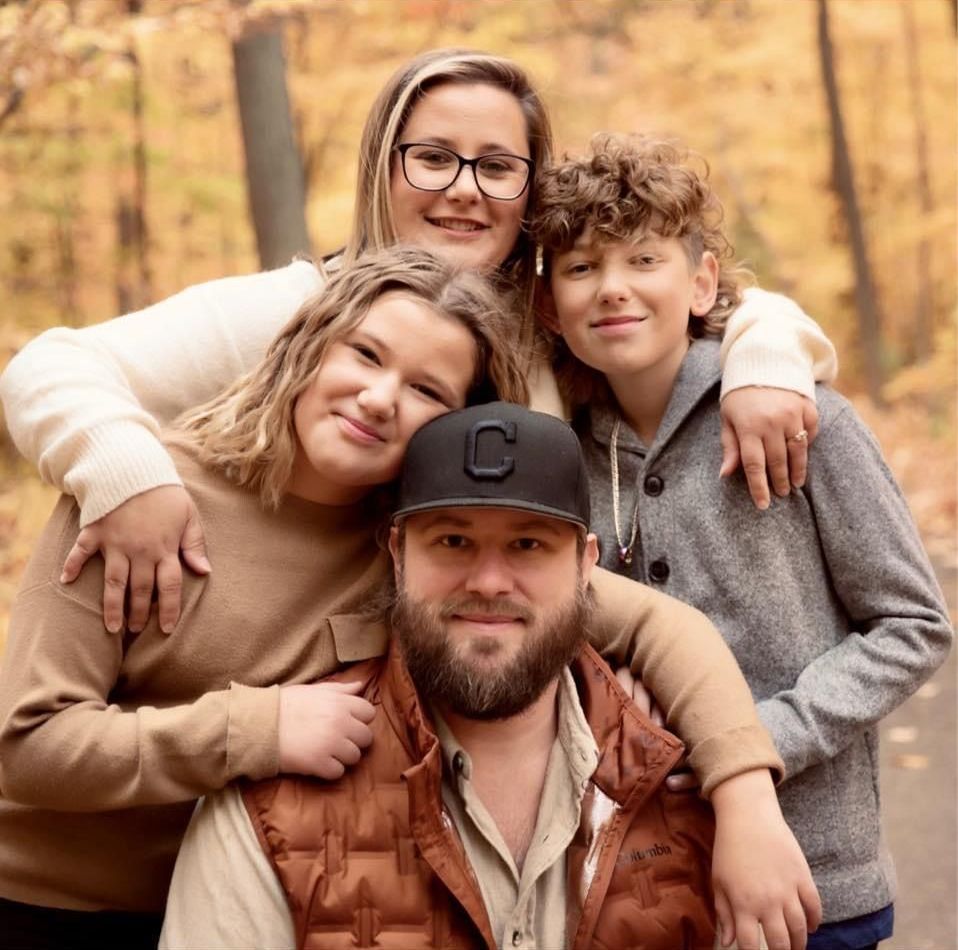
[0,896,162,950]
[807,903,894,950]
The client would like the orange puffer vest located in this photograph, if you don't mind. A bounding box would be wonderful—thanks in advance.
[243,642,716,949]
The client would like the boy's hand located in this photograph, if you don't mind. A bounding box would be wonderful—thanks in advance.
[719,388,819,509]
[278,681,375,779]
[60,485,211,635]
[710,769,821,950]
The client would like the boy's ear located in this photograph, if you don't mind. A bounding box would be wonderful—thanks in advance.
[534,280,562,336]
[690,251,719,316]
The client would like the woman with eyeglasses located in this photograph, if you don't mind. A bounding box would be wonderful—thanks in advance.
[1,49,836,639]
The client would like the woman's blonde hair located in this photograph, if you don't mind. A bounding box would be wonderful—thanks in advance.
[172,246,529,510]
[532,134,754,407]
[343,48,554,366]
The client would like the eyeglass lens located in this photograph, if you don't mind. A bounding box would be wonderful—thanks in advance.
[401,144,530,200]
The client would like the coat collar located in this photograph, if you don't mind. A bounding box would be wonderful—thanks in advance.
[589,339,722,463]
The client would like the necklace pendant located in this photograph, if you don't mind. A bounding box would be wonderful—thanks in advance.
[618,546,633,566]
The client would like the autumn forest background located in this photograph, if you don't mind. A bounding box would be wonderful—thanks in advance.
[0,0,956,942]
[0,0,955,639]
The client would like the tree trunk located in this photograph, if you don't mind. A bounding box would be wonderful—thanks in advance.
[232,16,311,269]
[902,1,935,364]
[816,0,885,404]
[115,0,152,314]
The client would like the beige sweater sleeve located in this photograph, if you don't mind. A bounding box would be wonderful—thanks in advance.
[588,567,783,798]
[0,261,323,525]
[0,502,280,811]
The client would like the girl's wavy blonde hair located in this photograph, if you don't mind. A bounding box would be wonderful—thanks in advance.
[171,246,529,510]
[341,48,554,369]
[531,134,754,407]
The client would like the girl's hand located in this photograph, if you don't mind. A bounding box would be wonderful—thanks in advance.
[710,769,822,950]
[278,681,376,779]
[60,485,211,634]
[614,666,665,726]
[719,388,819,509]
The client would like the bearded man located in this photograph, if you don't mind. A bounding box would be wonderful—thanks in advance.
[160,403,816,950]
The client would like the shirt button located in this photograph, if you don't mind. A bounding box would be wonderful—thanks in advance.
[649,559,670,582]
[644,474,664,496]
[452,751,465,772]
[512,931,522,947]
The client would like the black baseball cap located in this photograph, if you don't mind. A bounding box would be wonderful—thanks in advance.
[393,402,590,529]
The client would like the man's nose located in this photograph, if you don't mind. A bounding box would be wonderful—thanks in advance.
[464,548,515,598]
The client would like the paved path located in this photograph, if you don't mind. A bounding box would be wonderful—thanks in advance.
[880,561,956,949]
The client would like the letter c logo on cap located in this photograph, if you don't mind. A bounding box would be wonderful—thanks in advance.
[465,420,516,479]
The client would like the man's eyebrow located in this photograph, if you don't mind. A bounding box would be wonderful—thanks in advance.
[415,512,473,531]
[508,517,566,537]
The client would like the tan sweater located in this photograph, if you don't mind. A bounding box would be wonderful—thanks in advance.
[0,446,781,914]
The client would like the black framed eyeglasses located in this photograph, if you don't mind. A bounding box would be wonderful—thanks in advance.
[394,143,534,201]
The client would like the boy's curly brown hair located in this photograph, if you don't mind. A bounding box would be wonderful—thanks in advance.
[531,134,753,407]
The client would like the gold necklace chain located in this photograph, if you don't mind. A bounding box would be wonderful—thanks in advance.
[609,418,640,566]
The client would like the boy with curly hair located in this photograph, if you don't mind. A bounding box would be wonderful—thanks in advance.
[531,134,952,950]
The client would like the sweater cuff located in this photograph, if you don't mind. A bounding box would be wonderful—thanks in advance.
[62,421,184,526]
[719,341,821,402]
[688,725,785,799]
[226,682,281,782]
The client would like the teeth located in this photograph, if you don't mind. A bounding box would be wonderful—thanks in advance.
[432,218,484,232]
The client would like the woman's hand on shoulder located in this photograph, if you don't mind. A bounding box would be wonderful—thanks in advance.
[60,484,211,634]
[719,387,819,509]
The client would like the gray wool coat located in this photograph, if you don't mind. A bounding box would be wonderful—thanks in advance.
[578,339,953,924]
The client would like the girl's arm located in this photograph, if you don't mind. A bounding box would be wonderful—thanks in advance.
[0,497,373,811]
[590,572,821,948]
[719,288,838,507]
[755,401,953,779]
[588,566,783,796]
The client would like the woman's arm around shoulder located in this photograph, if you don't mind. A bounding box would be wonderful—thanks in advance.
[719,288,838,506]
[1,260,323,525]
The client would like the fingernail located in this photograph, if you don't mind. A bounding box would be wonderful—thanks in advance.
[59,572,68,584]
[106,621,120,634]
[161,621,173,634]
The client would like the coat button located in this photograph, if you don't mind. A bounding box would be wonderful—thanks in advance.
[512,931,522,947]
[452,751,465,772]
[649,559,670,582]
[644,474,664,496]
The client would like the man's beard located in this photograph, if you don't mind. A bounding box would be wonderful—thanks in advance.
[393,584,593,721]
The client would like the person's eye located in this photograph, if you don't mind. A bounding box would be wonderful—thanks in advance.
[415,149,454,167]
[350,342,380,364]
[411,382,447,404]
[563,261,593,277]
[512,537,542,552]
[632,254,658,266]
[478,156,517,177]
[439,534,469,549]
